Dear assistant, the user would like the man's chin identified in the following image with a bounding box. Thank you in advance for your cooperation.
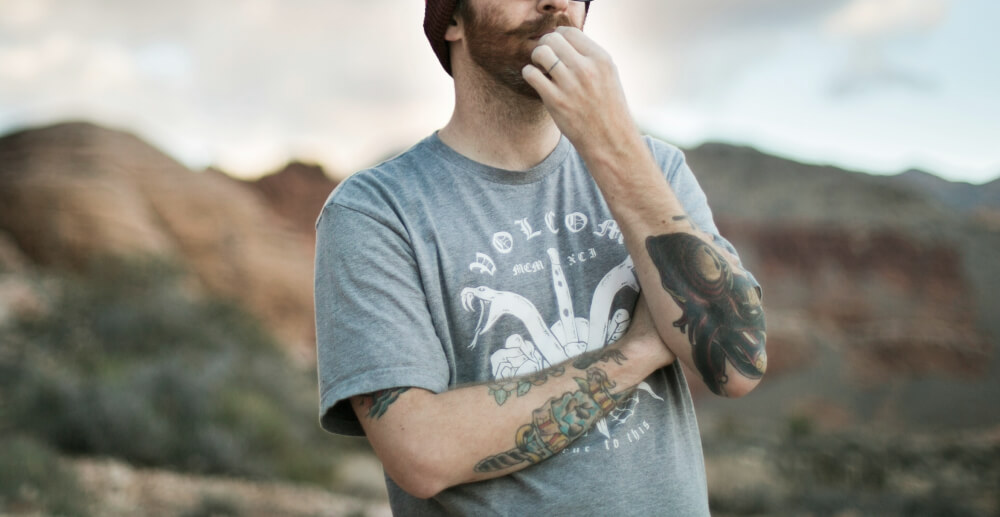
[503,73,543,101]
[483,65,543,101]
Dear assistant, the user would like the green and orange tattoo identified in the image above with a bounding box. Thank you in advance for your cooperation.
[488,366,566,406]
[475,367,630,473]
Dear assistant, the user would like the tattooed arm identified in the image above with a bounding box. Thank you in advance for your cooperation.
[574,137,766,398]
[521,27,765,398]
[349,297,673,499]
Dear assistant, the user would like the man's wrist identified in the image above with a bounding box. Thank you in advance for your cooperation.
[620,328,674,376]
[577,130,647,176]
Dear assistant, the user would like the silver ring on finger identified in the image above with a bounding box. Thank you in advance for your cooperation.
[546,58,562,75]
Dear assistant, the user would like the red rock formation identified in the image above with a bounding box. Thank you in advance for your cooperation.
[251,161,338,238]
[718,220,992,382]
[0,121,317,359]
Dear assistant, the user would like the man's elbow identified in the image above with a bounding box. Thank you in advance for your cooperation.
[708,329,767,399]
[723,337,767,398]
[394,473,446,500]
[380,448,452,500]
[720,373,762,398]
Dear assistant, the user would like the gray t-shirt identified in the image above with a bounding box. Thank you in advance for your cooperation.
[315,133,734,516]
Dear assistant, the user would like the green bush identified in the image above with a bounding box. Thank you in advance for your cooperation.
[1,257,360,485]
[0,434,89,517]
[182,494,244,517]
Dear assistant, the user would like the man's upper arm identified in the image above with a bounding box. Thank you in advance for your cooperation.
[651,138,761,289]
[314,198,449,436]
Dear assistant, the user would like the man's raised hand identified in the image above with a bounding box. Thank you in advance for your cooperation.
[522,26,639,161]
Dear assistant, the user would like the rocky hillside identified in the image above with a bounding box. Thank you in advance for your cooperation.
[684,142,1000,432]
[0,121,336,360]
[250,161,339,238]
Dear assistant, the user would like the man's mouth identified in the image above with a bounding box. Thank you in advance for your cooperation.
[529,29,558,40]
[511,14,574,40]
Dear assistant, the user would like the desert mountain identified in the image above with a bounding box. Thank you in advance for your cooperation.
[250,161,339,235]
[895,168,1000,214]
[684,142,999,431]
[0,121,332,359]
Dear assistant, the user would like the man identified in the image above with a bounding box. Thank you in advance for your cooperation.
[315,0,767,514]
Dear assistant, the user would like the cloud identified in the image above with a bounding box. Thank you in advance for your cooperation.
[828,51,939,98]
[822,0,951,97]
[0,0,52,30]
[825,0,951,38]
[0,0,987,180]
[0,0,451,177]
[590,0,851,104]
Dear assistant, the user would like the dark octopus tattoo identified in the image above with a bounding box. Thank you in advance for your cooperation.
[361,387,411,419]
[475,368,629,473]
[646,232,767,396]
[488,366,565,406]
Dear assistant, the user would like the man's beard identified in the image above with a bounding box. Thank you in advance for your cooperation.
[463,4,577,100]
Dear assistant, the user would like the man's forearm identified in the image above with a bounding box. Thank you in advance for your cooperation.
[520,26,767,397]
[353,324,669,499]
[579,137,768,397]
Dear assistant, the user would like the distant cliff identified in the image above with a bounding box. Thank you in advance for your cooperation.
[684,142,999,431]
[0,121,336,358]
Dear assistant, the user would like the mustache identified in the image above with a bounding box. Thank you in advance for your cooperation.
[506,13,576,38]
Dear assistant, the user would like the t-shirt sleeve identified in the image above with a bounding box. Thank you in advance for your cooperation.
[314,199,450,436]
[646,137,761,291]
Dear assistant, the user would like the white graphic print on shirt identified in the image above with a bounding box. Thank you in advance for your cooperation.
[461,212,665,442]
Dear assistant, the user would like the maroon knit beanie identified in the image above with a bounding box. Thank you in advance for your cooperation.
[424,0,590,76]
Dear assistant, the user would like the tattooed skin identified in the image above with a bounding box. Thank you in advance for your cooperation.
[572,348,627,370]
[645,232,767,396]
[489,345,630,406]
[361,387,411,419]
[475,368,629,473]
[488,366,566,406]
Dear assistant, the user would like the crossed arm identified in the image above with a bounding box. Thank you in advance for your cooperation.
[350,298,673,499]
[522,27,768,397]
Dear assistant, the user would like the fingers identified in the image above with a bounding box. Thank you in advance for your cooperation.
[526,34,581,100]
[522,64,560,100]
[530,44,557,72]
[529,44,572,83]
[536,30,584,70]
[555,26,606,58]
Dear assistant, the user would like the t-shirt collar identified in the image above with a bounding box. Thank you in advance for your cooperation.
[426,131,571,185]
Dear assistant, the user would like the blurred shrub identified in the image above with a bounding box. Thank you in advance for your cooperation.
[785,414,814,441]
[0,257,357,485]
[182,494,244,517]
[0,434,89,516]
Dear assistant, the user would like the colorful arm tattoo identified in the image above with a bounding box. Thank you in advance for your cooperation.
[487,347,627,406]
[487,345,629,406]
[360,387,411,419]
[645,231,767,396]
[488,366,566,406]
[475,368,630,473]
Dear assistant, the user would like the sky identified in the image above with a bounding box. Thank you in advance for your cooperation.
[1,0,998,184]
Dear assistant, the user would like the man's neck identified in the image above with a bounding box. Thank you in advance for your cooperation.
[438,71,562,172]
